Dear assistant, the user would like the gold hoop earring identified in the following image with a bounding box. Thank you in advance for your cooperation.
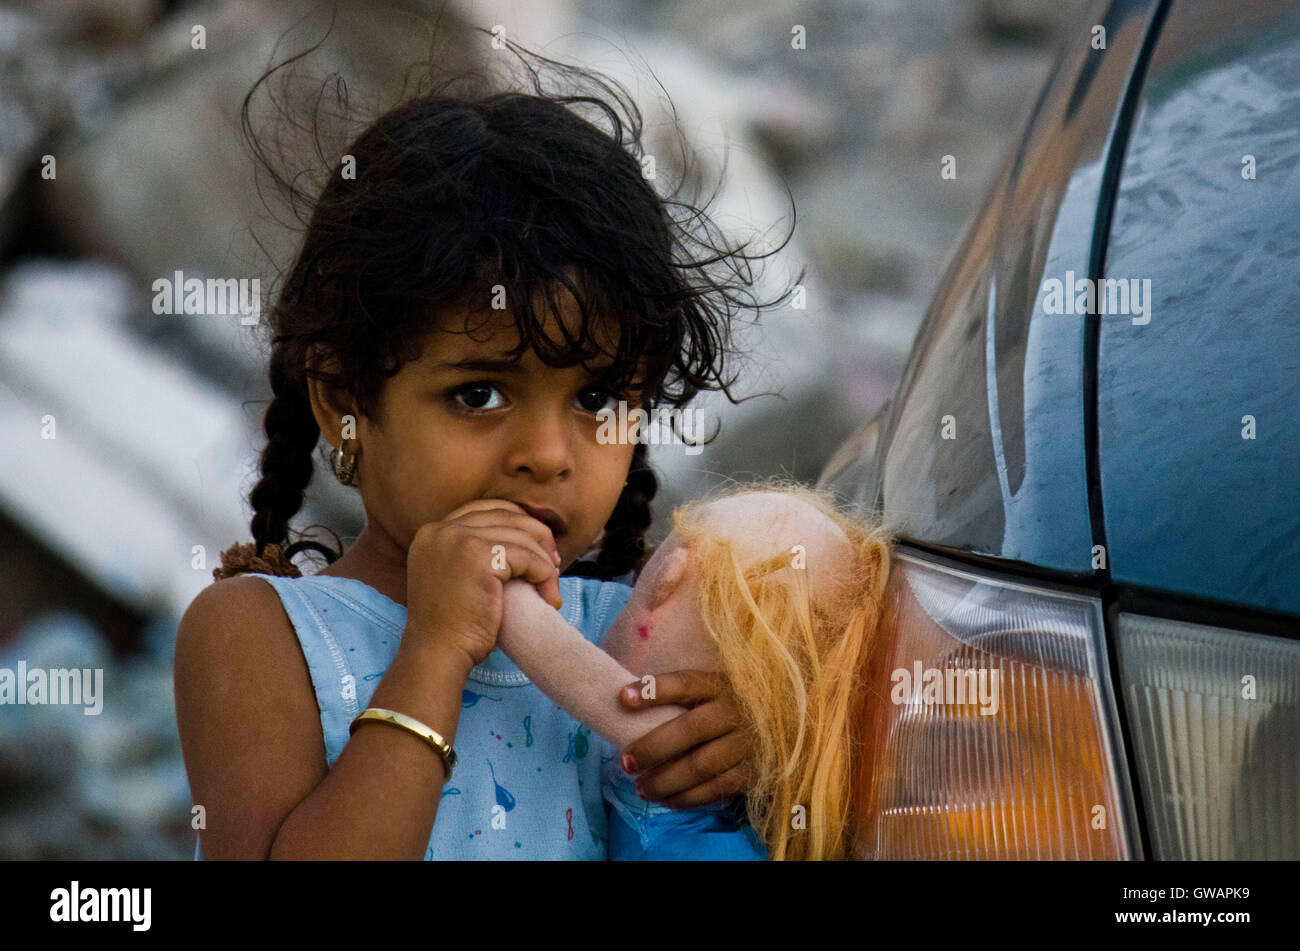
[331,445,359,486]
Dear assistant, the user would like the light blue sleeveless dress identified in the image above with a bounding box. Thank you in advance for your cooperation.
[193,572,764,860]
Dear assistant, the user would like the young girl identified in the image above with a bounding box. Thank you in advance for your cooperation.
[173,29,797,860]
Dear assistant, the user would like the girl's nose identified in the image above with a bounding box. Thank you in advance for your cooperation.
[506,408,574,480]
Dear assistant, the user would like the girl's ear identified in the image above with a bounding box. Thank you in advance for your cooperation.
[646,546,690,610]
[305,346,359,447]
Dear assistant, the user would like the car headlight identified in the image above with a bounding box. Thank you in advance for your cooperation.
[1115,614,1300,860]
[853,548,1136,859]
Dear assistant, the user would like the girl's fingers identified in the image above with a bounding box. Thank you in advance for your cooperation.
[443,498,530,522]
[631,728,752,805]
[620,669,729,709]
[479,527,562,608]
[620,699,737,777]
[660,761,753,811]
[451,504,561,563]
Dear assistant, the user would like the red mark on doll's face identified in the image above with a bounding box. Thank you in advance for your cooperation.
[636,623,650,640]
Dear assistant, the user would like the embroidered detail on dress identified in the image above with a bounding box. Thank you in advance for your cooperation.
[468,666,532,687]
[283,582,360,718]
[310,581,404,632]
[594,580,633,635]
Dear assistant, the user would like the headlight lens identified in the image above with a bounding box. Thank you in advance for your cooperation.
[854,550,1135,859]
[1115,613,1300,860]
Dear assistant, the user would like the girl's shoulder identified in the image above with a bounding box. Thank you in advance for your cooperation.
[176,574,303,681]
[174,573,328,859]
[182,573,294,639]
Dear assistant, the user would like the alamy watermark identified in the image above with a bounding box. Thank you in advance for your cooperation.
[1041,269,1152,325]
[50,881,150,931]
[0,662,103,715]
[596,401,705,455]
[890,661,1000,716]
[152,270,261,325]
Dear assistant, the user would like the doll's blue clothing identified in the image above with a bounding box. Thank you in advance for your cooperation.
[601,746,768,860]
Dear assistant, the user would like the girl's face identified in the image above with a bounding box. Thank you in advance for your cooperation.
[318,291,644,572]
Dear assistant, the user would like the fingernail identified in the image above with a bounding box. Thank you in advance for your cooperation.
[622,686,639,704]
[549,595,563,610]
[621,753,637,774]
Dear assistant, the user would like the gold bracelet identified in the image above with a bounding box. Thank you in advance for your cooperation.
[349,707,457,779]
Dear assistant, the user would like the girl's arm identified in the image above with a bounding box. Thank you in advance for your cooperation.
[175,575,473,860]
[496,579,687,749]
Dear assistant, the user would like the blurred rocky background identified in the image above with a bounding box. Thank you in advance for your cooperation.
[0,0,1090,858]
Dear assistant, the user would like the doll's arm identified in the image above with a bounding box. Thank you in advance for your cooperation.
[497,580,688,749]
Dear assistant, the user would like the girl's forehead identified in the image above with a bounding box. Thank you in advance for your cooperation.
[414,312,653,389]
[425,290,626,363]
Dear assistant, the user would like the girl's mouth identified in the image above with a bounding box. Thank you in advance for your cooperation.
[516,502,568,539]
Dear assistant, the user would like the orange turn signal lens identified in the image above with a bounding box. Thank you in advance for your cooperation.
[852,550,1135,859]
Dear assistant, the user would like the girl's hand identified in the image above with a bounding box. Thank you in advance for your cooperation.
[405,499,562,669]
[616,670,757,809]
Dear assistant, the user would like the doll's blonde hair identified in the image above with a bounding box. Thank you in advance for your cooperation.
[670,479,891,860]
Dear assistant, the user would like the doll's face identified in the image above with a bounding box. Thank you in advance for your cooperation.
[601,531,714,675]
[601,491,854,674]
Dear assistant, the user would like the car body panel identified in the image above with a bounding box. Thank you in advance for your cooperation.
[1098,0,1300,617]
[838,0,1165,573]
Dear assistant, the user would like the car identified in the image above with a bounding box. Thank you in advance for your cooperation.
[817,0,1300,860]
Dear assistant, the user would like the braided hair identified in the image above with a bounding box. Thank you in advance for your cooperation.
[212,341,337,581]
[215,25,799,583]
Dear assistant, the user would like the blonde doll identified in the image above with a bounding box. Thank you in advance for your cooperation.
[499,481,892,860]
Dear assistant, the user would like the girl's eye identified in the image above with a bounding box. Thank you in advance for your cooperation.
[575,386,622,414]
[451,383,505,412]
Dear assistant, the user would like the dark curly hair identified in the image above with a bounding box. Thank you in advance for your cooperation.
[216,21,799,584]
